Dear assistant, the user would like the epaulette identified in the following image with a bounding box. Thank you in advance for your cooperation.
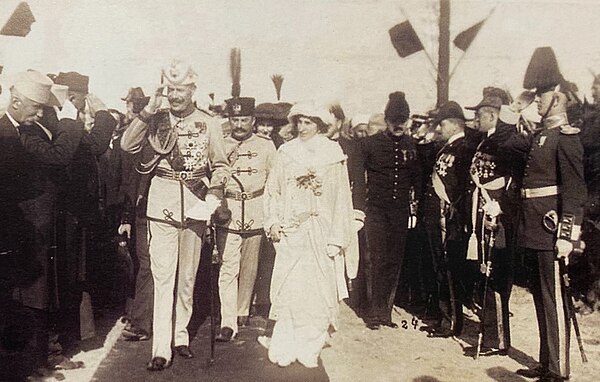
[560,124,580,135]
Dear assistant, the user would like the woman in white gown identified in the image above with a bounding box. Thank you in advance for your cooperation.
[262,102,357,368]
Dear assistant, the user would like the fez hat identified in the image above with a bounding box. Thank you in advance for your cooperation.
[432,101,465,126]
[384,91,410,123]
[162,60,197,86]
[13,70,62,107]
[287,101,335,127]
[523,47,565,94]
[54,71,89,94]
[255,102,292,126]
[466,87,511,110]
[225,97,255,117]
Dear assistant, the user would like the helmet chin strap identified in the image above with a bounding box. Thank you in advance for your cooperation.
[541,86,560,122]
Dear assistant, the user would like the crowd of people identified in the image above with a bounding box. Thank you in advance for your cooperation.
[1,45,600,382]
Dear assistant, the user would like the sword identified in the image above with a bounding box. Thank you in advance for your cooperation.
[558,255,588,363]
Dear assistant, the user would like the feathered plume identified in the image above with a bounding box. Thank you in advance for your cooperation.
[230,48,241,97]
[271,74,284,101]
[208,93,215,104]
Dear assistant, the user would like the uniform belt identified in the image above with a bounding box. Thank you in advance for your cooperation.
[155,167,206,181]
[225,188,264,201]
[521,185,560,199]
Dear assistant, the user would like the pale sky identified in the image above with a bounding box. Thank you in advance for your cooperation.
[1,0,599,117]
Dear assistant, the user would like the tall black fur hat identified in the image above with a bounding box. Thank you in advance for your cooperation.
[523,47,565,94]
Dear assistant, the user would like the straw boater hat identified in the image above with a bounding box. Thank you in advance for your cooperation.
[13,70,62,107]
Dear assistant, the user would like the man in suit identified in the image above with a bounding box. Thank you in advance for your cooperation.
[1,70,85,376]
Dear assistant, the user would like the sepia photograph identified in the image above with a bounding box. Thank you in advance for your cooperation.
[1,0,599,381]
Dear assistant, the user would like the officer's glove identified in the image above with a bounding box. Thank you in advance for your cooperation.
[186,195,221,222]
[55,100,79,121]
[143,85,166,115]
[269,224,284,243]
[352,209,365,232]
[326,244,341,258]
[86,93,108,116]
[555,239,574,265]
[482,200,502,218]
[118,224,132,239]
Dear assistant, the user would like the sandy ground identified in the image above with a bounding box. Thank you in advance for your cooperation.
[321,286,600,382]
[46,286,600,382]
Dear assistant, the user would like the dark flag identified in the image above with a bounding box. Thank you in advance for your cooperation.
[1,2,36,37]
[389,21,424,58]
[453,20,485,52]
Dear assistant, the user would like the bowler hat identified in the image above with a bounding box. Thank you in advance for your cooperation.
[432,101,465,126]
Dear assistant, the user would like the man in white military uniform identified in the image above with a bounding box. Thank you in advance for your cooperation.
[120,60,230,371]
[215,97,276,342]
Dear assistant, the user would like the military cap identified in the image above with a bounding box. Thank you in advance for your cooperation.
[523,47,564,94]
[466,87,510,110]
[162,59,197,86]
[54,71,89,94]
[225,97,255,117]
[13,70,62,107]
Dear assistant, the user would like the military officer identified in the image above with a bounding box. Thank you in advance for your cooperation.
[215,97,276,342]
[516,47,587,382]
[429,101,481,338]
[462,87,529,357]
[352,91,421,330]
[120,60,230,371]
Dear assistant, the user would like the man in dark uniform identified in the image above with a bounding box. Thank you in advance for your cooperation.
[462,87,529,357]
[0,70,85,377]
[429,101,481,337]
[516,47,587,382]
[352,91,421,330]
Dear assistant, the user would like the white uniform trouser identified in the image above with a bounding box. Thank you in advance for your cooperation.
[218,231,262,335]
[148,220,202,359]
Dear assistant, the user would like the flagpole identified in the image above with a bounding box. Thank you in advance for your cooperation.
[437,0,450,107]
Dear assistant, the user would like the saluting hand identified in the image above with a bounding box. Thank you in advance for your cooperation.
[144,85,165,114]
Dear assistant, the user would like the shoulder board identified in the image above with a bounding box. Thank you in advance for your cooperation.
[560,124,580,135]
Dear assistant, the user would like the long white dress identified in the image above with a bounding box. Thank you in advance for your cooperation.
[263,134,356,367]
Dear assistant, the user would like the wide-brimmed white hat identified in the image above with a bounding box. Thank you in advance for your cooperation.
[13,70,61,107]
[287,101,334,127]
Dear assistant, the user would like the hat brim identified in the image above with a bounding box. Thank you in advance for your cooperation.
[47,84,66,107]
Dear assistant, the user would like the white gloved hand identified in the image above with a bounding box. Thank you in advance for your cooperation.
[54,100,79,121]
[555,238,574,265]
[117,224,132,239]
[352,209,365,232]
[186,194,222,221]
[326,244,341,258]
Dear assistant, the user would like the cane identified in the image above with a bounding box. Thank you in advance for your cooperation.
[558,256,588,363]
[206,224,220,367]
[475,216,496,360]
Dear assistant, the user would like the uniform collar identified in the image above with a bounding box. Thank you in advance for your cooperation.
[5,111,20,128]
[447,131,465,145]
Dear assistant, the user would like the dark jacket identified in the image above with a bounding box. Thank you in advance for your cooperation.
[351,130,421,211]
